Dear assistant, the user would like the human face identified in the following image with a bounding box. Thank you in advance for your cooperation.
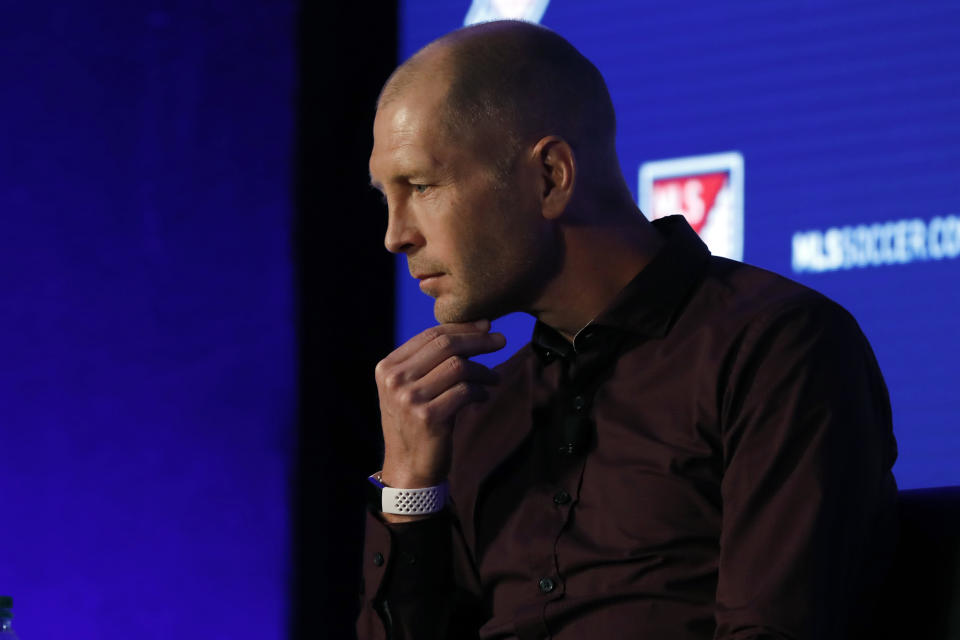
[369,78,556,323]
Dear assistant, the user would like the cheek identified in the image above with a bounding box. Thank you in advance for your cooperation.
[492,197,544,255]
[473,216,542,282]
[444,180,539,273]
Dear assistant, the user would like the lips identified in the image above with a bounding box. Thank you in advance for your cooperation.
[415,272,445,293]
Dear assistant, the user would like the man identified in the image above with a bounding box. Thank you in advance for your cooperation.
[361,20,897,640]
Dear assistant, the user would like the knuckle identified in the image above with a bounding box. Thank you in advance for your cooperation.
[422,326,442,342]
[446,355,466,375]
[397,388,417,407]
[412,404,432,424]
[433,334,453,352]
[382,370,403,390]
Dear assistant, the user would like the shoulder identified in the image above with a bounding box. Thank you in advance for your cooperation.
[700,258,889,420]
[659,257,878,417]
[682,256,861,343]
[704,256,843,314]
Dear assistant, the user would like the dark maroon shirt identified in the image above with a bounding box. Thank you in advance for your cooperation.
[358,216,898,640]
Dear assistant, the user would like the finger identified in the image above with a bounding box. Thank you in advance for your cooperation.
[403,331,506,381]
[382,320,491,366]
[412,356,500,401]
[422,381,490,426]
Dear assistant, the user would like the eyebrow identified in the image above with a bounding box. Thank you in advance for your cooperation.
[369,171,421,190]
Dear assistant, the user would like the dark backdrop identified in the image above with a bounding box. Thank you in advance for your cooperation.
[294,4,397,639]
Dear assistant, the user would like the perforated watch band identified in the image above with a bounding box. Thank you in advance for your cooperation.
[367,473,448,515]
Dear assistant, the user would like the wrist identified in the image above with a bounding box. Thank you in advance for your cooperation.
[380,463,446,489]
[380,471,444,489]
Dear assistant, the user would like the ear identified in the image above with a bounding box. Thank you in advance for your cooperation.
[531,136,576,220]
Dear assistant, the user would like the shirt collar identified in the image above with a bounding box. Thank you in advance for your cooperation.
[531,215,711,363]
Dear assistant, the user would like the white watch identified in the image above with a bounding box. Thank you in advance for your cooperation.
[366,472,448,515]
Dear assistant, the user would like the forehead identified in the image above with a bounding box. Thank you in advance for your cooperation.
[369,85,457,184]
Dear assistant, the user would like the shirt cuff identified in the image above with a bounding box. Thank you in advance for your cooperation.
[361,508,454,603]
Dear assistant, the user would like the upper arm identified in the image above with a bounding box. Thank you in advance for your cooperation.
[715,299,897,639]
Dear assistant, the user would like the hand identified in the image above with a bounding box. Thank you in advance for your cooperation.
[375,319,506,495]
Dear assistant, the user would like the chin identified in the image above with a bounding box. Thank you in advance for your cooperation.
[433,302,475,324]
[432,293,475,324]
[434,295,509,325]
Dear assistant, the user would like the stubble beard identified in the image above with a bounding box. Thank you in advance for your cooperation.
[432,236,558,324]
[432,282,509,325]
[431,267,504,324]
[429,172,562,324]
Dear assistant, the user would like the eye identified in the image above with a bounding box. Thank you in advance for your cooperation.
[413,184,430,194]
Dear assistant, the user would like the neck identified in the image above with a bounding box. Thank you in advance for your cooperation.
[530,206,663,341]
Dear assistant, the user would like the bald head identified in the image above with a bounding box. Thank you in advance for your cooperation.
[371,21,662,333]
[379,21,619,184]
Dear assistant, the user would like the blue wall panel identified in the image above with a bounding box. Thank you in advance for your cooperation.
[395,1,960,489]
[1,3,294,637]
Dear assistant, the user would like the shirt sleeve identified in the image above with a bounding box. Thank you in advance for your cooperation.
[357,507,485,640]
[714,297,898,640]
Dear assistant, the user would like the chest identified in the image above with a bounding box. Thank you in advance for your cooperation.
[473,352,725,557]
[455,334,730,578]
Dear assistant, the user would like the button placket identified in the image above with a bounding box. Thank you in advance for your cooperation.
[543,459,588,608]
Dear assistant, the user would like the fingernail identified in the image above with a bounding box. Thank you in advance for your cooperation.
[474,319,490,328]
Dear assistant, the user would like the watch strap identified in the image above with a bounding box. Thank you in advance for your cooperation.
[366,472,448,515]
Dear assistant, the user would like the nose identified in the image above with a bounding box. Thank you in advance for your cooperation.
[384,202,423,255]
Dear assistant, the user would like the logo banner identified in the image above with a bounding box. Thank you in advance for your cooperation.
[638,151,745,261]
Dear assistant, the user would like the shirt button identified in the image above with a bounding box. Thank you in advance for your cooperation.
[553,490,571,506]
[373,552,384,567]
[572,395,586,411]
[538,577,556,594]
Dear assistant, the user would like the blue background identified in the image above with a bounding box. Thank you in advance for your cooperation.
[395,1,960,489]
[1,2,294,638]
